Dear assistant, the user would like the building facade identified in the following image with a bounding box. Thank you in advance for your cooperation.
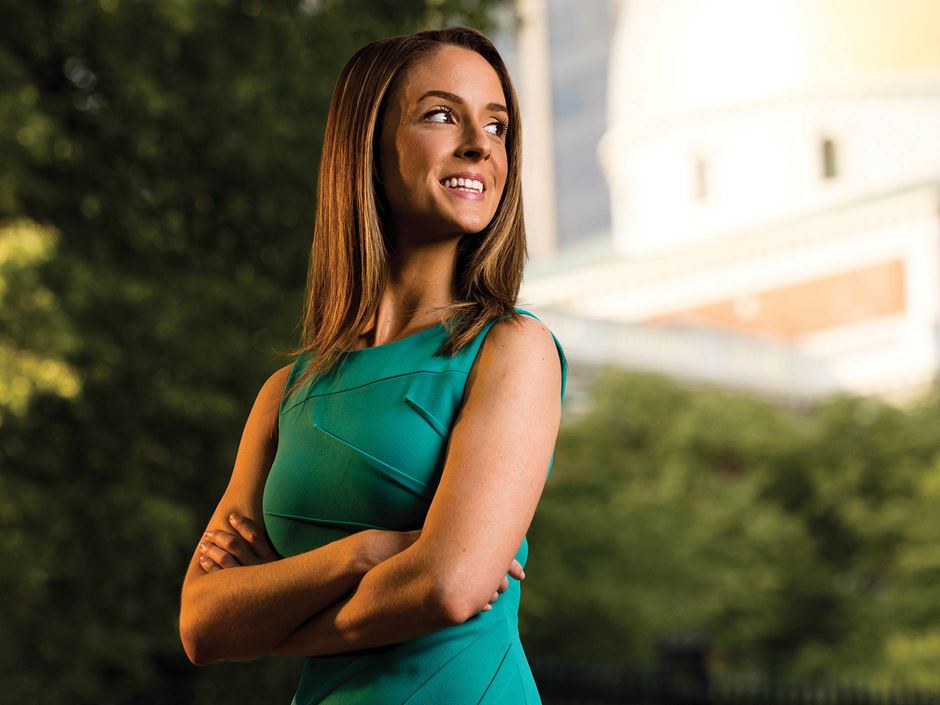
[500,0,940,409]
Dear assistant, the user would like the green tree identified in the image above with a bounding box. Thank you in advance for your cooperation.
[523,365,940,690]
[0,2,513,703]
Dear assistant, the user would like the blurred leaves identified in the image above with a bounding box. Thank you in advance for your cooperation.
[524,367,940,690]
[0,1,511,703]
[0,217,81,423]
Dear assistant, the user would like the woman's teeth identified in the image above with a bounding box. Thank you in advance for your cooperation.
[441,177,483,193]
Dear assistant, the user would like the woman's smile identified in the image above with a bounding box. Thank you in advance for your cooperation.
[438,179,485,201]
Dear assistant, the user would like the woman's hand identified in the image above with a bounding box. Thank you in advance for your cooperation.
[198,512,280,572]
[480,559,525,612]
[354,528,424,572]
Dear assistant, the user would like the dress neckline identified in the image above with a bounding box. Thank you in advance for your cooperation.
[344,320,446,355]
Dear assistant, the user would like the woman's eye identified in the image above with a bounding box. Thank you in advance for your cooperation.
[425,107,508,138]
[426,107,451,123]
[486,120,509,137]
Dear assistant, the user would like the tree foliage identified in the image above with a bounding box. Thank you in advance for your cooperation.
[0,1,512,702]
[524,366,940,690]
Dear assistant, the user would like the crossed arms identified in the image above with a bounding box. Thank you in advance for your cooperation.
[178,315,562,665]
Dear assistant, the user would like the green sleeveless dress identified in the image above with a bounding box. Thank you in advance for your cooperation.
[263,306,567,705]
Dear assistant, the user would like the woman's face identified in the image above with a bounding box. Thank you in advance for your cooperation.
[377,44,510,242]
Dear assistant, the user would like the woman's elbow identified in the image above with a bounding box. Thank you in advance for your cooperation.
[437,594,471,625]
[180,620,209,667]
[181,623,237,667]
[179,587,216,666]
[432,574,483,625]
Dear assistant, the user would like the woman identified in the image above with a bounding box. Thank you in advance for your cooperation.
[179,25,567,704]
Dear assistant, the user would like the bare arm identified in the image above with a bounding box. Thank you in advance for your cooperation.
[271,536,455,657]
[179,363,369,666]
[271,316,562,657]
[182,531,367,665]
[416,317,562,618]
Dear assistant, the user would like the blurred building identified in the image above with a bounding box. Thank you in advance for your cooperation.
[496,0,940,409]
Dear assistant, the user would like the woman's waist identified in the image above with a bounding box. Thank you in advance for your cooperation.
[294,610,522,702]
[308,604,518,664]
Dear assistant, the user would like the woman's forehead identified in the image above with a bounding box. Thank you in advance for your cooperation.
[398,48,505,108]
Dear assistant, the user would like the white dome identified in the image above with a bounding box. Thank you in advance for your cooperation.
[609,0,940,130]
[599,0,940,256]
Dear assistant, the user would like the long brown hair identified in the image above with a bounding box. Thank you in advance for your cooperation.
[281,26,528,405]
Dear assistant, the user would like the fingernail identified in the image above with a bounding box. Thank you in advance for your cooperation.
[199,542,206,551]
[228,512,239,523]
[521,569,526,579]
[482,604,492,611]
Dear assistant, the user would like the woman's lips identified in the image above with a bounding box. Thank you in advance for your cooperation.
[439,181,485,201]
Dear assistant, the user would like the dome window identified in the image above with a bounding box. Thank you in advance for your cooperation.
[693,155,708,201]
[821,137,838,179]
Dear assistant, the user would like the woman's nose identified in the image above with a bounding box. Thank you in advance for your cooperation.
[458,123,490,159]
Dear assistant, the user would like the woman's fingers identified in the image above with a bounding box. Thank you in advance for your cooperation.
[199,554,222,572]
[203,530,253,566]
[228,512,280,562]
[480,572,515,613]
[479,564,526,614]
[479,590,499,612]
[195,513,279,573]
[199,536,241,568]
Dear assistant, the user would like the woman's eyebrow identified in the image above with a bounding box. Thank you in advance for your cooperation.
[417,89,508,115]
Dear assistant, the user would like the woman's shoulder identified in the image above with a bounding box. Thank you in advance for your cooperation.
[265,361,296,393]
[466,308,563,394]
[253,362,296,420]
[486,311,558,363]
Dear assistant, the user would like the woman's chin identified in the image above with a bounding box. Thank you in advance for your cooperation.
[423,207,494,237]
[448,213,492,234]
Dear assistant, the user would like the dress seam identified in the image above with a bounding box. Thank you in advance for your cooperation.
[514,656,532,705]
[400,615,510,705]
[281,368,467,415]
[475,640,514,704]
